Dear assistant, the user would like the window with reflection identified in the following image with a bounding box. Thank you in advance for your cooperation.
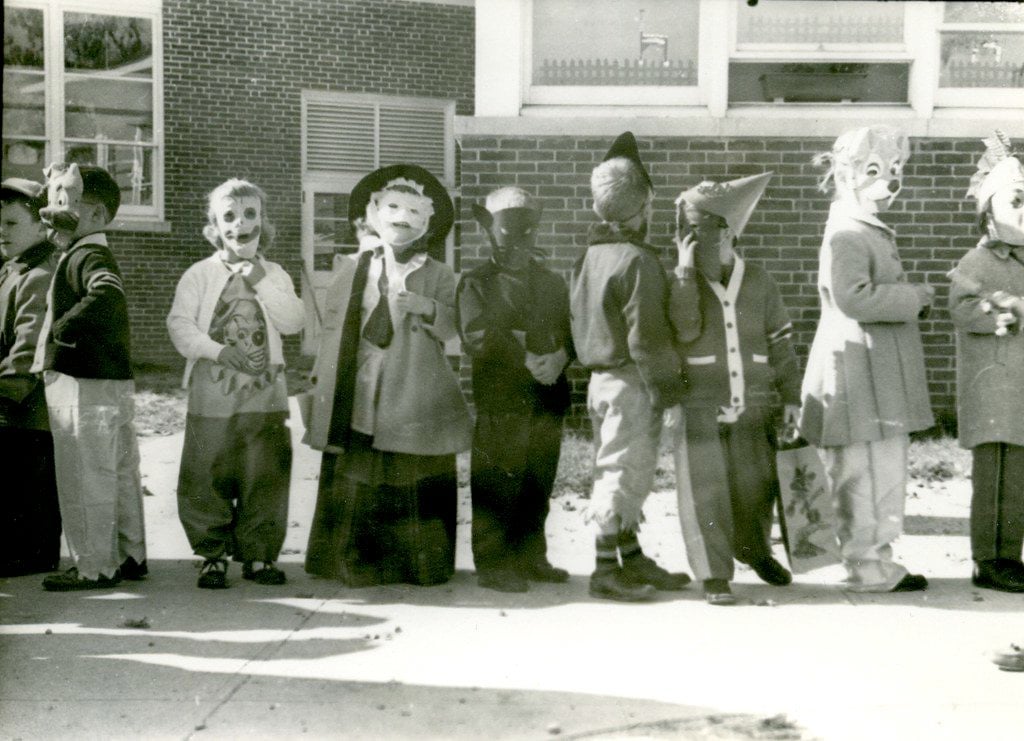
[2,2,162,218]
[531,0,700,88]
[939,3,1024,91]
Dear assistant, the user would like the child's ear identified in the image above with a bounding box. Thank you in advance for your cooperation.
[202,223,222,248]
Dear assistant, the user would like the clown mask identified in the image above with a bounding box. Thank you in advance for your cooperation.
[213,193,261,260]
[828,126,909,215]
[367,186,433,251]
[988,183,1024,246]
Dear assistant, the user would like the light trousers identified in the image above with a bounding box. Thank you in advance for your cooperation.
[822,436,910,592]
[44,371,146,580]
[587,367,661,532]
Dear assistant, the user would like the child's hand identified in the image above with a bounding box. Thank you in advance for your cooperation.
[217,344,251,372]
[395,290,434,318]
[526,348,567,385]
[241,260,267,286]
[675,232,697,271]
[663,405,682,429]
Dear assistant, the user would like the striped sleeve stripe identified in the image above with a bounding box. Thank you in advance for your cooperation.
[767,322,793,345]
[86,271,125,293]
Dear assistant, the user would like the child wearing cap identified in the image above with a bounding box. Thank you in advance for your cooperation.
[304,164,472,587]
[0,178,61,577]
[948,131,1024,593]
[457,186,572,593]
[571,132,699,602]
[32,164,149,591]
[671,173,802,606]
[167,178,305,589]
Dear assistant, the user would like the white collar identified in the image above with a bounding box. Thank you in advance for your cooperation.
[829,200,894,235]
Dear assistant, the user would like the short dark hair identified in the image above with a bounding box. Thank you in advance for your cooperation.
[0,188,44,221]
[78,165,121,223]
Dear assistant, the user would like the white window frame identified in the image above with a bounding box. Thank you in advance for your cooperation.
[3,0,165,224]
[932,2,1024,109]
[521,0,706,107]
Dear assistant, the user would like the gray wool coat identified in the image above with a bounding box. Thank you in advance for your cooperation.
[800,203,934,447]
[948,240,1024,449]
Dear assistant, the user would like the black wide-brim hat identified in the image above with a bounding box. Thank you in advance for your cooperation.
[603,131,653,192]
[348,164,454,249]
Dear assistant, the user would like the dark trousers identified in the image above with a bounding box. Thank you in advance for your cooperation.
[176,411,292,562]
[674,406,778,580]
[470,410,562,573]
[971,443,1024,562]
[0,427,61,576]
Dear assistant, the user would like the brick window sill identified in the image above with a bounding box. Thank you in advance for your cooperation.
[109,218,173,234]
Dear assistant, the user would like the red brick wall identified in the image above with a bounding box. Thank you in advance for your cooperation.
[458,135,980,428]
[113,0,474,367]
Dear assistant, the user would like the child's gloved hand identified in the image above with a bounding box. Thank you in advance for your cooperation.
[395,290,434,318]
[240,260,267,287]
[662,404,682,429]
[217,344,251,372]
[675,231,697,271]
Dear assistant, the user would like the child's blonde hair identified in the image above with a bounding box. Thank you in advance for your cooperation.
[203,178,276,252]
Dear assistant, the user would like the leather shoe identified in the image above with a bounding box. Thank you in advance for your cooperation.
[42,567,121,592]
[197,558,229,589]
[478,569,529,593]
[119,557,148,581]
[750,557,793,586]
[972,559,1024,593]
[243,561,286,585]
[891,573,928,592]
[619,555,691,591]
[519,559,569,583]
[589,568,657,602]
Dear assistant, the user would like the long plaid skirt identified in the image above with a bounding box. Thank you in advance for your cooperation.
[305,431,457,586]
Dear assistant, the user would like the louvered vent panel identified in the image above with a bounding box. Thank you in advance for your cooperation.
[378,106,447,178]
[304,102,375,171]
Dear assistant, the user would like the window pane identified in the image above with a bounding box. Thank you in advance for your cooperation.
[940,32,1024,88]
[64,13,153,74]
[532,0,699,86]
[943,3,1024,24]
[4,7,44,68]
[314,193,357,264]
[65,78,153,141]
[729,62,909,103]
[3,70,46,137]
[737,1,903,45]
[63,141,154,208]
[2,139,48,182]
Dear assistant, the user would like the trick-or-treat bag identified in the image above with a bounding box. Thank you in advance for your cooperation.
[774,426,841,574]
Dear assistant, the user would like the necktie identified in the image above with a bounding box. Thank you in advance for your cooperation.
[362,254,394,348]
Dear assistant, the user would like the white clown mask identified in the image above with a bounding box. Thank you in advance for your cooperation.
[366,182,434,248]
[825,126,910,215]
[989,178,1024,246]
[213,193,262,260]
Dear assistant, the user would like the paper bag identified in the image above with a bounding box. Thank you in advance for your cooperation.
[775,442,841,574]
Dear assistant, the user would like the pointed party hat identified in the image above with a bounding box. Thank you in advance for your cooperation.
[675,171,773,238]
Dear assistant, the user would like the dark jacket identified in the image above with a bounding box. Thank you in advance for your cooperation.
[36,233,133,379]
[0,240,56,429]
[457,259,573,416]
[570,223,696,410]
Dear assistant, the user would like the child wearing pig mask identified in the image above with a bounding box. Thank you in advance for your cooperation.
[457,187,573,593]
[948,131,1024,593]
[167,178,304,589]
[800,126,934,593]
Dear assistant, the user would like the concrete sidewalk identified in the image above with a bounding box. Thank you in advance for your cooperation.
[2,401,1022,740]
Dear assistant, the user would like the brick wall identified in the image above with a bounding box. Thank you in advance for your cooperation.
[458,135,980,428]
[114,0,474,367]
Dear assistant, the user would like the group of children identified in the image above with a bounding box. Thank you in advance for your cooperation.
[2,124,1022,600]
